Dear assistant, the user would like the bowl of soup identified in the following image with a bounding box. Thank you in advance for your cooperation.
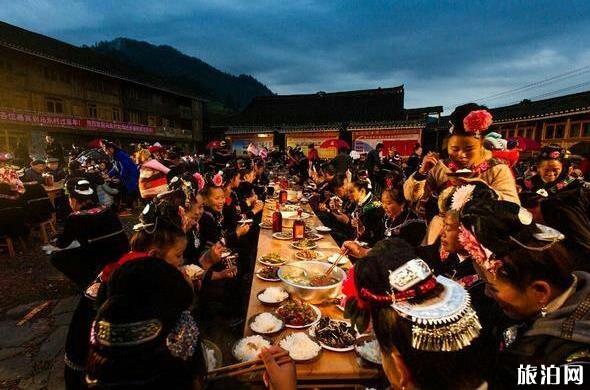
[278,261,345,304]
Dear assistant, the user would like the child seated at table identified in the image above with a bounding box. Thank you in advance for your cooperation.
[344,239,486,390]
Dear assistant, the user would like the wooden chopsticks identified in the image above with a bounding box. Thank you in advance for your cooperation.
[324,248,349,277]
[206,350,290,381]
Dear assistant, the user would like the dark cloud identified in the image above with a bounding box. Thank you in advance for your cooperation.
[2,0,590,112]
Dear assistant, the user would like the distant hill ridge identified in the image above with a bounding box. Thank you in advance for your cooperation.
[91,37,274,110]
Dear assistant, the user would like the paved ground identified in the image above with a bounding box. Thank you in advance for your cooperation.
[0,296,78,389]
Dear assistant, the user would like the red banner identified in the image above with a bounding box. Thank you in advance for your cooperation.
[0,109,154,134]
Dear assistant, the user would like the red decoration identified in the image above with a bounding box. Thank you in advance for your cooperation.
[463,110,493,134]
[342,267,367,310]
[212,173,223,187]
[360,276,438,303]
[193,173,205,191]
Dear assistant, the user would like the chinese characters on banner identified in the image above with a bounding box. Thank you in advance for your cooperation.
[352,128,421,156]
[0,110,154,134]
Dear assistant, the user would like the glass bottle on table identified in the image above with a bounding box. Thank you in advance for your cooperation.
[272,202,282,233]
[279,181,288,204]
[292,208,305,240]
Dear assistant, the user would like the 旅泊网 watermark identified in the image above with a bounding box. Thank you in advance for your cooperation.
[517,364,584,385]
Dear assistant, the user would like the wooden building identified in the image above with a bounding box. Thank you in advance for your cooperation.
[0,21,206,156]
[222,86,442,157]
[490,91,590,150]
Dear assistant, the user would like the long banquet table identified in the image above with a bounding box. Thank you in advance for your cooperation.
[243,202,382,387]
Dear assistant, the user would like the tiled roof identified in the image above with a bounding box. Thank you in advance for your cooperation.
[491,90,590,123]
[229,86,406,126]
[227,119,427,135]
[0,21,205,101]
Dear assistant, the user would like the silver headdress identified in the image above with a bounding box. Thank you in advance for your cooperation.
[391,275,482,352]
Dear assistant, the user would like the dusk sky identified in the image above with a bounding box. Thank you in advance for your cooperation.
[1,0,590,112]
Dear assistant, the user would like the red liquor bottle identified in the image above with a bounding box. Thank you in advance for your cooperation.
[280,177,288,190]
[279,188,288,204]
[272,202,282,233]
[292,209,305,239]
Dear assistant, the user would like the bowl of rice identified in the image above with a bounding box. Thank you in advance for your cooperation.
[354,335,382,365]
[278,332,322,363]
[232,335,272,362]
[201,339,222,371]
[257,287,290,306]
[248,312,285,335]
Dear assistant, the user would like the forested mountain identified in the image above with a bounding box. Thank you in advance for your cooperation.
[91,38,274,111]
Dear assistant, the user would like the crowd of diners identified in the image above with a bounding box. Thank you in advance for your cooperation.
[1,102,590,389]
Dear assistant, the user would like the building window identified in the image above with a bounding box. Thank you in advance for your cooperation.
[46,98,63,113]
[570,122,581,138]
[555,124,565,139]
[152,94,163,104]
[162,118,169,127]
[128,88,140,99]
[583,122,590,138]
[545,125,554,139]
[88,104,97,118]
[112,108,120,121]
[128,110,141,123]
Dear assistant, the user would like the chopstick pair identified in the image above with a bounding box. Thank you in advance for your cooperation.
[206,350,291,381]
[324,248,349,276]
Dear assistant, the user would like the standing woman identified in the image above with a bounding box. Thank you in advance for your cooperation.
[349,179,384,247]
[403,103,519,244]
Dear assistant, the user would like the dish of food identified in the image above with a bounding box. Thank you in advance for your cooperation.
[447,168,473,178]
[256,266,280,282]
[290,239,318,250]
[249,312,284,335]
[310,317,356,351]
[282,268,341,287]
[355,336,382,365]
[183,264,204,280]
[279,333,321,362]
[315,225,332,232]
[295,250,325,261]
[257,287,289,305]
[272,231,293,240]
[258,252,286,266]
[327,253,349,265]
[259,219,273,229]
[233,335,271,362]
[201,339,222,371]
[275,301,321,328]
[304,232,323,241]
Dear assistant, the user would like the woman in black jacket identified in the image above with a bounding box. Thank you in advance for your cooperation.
[51,178,128,288]
[458,195,590,389]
